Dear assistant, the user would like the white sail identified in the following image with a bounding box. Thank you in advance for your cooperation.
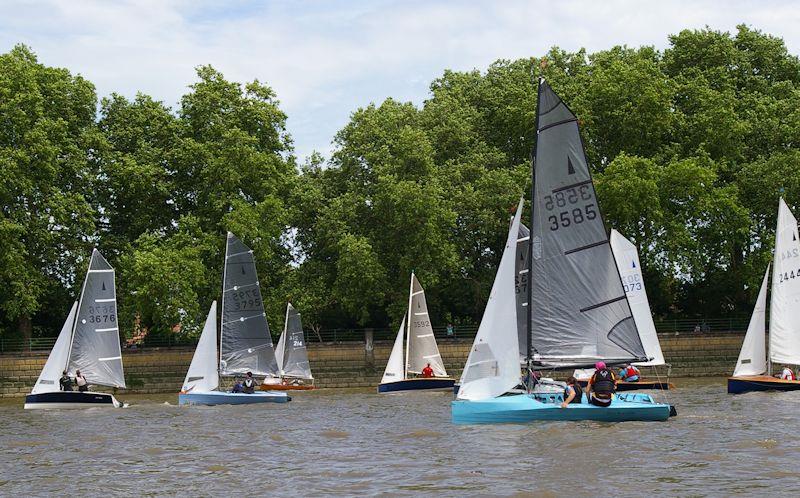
[610,230,666,367]
[406,274,447,377]
[31,302,77,394]
[381,317,406,383]
[275,312,287,373]
[769,198,800,366]
[181,301,219,393]
[281,303,312,379]
[458,198,523,400]
[733,266,769,377]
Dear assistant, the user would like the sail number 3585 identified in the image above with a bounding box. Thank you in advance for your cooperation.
[544,187,596,231]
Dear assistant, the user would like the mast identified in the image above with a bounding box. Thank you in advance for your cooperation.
[219,232,231,372]
[526,77,543,374]
[405,272,414,380]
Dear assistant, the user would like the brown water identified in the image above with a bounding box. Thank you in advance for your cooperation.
[1,378,799,496]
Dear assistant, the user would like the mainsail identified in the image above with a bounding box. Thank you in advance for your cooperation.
[32,302,77,394]
[381,317,406,383]
[406,273,447,376]
[67,249,126,388]
[277,303,313,379]
[182,302,220,393]
[529,80,646,366]
[769,198,800,366]
[458,198,524,400]
[733,266,769,377]
[610,230,666,366]
[220,232,279,377]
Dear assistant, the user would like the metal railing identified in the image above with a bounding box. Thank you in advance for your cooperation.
[0,316,750,353]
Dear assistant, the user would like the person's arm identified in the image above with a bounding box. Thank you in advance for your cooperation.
[561,386,576,408]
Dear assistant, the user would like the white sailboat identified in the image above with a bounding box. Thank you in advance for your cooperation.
[179,232,289,405]
[728,198,800,394]
[24,250,126,409]
[264,303,314,390]
[377,273,454,393]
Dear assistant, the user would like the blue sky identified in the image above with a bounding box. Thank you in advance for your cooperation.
[2,0,800,161]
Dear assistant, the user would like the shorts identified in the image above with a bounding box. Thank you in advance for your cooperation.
[589,394,612,407]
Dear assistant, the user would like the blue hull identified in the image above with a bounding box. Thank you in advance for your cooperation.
[179,390,290,406]
[452,392,671,424]
[727,376,800,394]
[378,378,455,393]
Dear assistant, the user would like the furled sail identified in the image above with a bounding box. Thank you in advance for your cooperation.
[458,198,524,400]
[529,80,646,366]
[381,317,406,384]
[406,273,447,376]
[733,266,769,377]
[32,302,77,394]
[182,301,220,393]
[610,230,666,366]
[278,303,313,379]
[220,232,279,377]
[769,198,800,366]
[67,249,126,388]
[516,222,530,361]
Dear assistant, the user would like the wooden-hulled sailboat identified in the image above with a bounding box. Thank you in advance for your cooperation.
[728,198,800,394]
[452,80,673,423]
[25,250,126,409]
[575,230,674,391]
[179,233,289,405]
[260,303,315,391]
[377,273,455,393]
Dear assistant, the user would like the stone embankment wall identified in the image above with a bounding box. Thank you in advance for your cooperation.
[0,332,744,397]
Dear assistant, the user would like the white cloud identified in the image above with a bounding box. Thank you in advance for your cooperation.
[2,0,800,160]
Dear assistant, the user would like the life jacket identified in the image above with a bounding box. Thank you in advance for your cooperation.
[782,369,796,380]
[244,378,255,388]
[565,384,583,404]
[625,366,639,379]
[591,369,615,395]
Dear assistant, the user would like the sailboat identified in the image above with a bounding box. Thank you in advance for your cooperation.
[259,303,315,391]
[574,230,673,391]
[377,273,455,393]
[178,233,289,405]
[452,80,673,423]
[24,250,126,409]
[728,198,800,394]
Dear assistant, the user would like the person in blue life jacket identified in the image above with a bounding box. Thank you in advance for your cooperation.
[560,376,583,408]
[618,363,641,382]
[586,361,616,407]
[231,377,244,393]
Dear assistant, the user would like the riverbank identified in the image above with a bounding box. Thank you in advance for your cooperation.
[0,332,744,397]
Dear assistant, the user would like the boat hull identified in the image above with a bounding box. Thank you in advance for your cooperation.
[378,377,455,393]
[577,379,675,391]
[178,390,290,406]
[259,383,315,391]
[24,391,124,410]
[452,392,672,424]
[727,375,800,394]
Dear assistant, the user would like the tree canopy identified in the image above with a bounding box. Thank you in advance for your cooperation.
[2,24,800,341]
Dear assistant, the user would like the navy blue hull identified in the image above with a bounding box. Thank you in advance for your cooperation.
[378,378,455,393]
[24,391,122,409]
[728,376,800,394]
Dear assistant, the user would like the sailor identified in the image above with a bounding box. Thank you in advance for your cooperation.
[421,363,434,378]
[619,363,641,382]
[586,361,616,407]
[75,370,88,392]
[242,372,256,393]
[560,376,583,408]
[779,365,796,380]
[59,370,73,391]
[231,378,244,393]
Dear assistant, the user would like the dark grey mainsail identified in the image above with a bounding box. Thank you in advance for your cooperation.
[515,222,530,360]
[529,80,646,366]
[67,249,126,388]
[220,232,279,377]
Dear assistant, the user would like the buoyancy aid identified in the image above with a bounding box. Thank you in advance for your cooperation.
[591,369,616,396]
[564,384,583,404]
[781,368,796,380]
[625,365,639,379]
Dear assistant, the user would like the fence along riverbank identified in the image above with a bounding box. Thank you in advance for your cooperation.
[1,331,747,397]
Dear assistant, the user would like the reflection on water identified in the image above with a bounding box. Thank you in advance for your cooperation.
[1,378,799,496]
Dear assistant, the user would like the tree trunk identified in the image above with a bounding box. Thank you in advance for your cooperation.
[18,315,32,351]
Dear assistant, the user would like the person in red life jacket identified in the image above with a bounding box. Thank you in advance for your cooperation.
[421,363,434,378]
[586,361,616,407]
[779,365,796,380]
[618,363,641,382]
[560,376,583,408]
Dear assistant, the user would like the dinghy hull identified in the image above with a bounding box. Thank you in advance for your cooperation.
[378,377,455,393]
[451,393,671,424]
[24,391,124,409]
[178,390,290,406]
[259,383,315,391]
[727,375,800,394]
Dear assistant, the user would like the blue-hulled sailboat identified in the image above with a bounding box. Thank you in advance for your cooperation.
[452,79,673,423]
[179,233,289,405]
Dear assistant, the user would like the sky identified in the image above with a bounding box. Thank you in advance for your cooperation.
[2,0,800,161]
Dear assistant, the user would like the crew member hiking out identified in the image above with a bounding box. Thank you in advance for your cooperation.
[560,376,583,408]
[586,362,616,407]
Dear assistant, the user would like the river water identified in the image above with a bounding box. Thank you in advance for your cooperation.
[1,378,798,496]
